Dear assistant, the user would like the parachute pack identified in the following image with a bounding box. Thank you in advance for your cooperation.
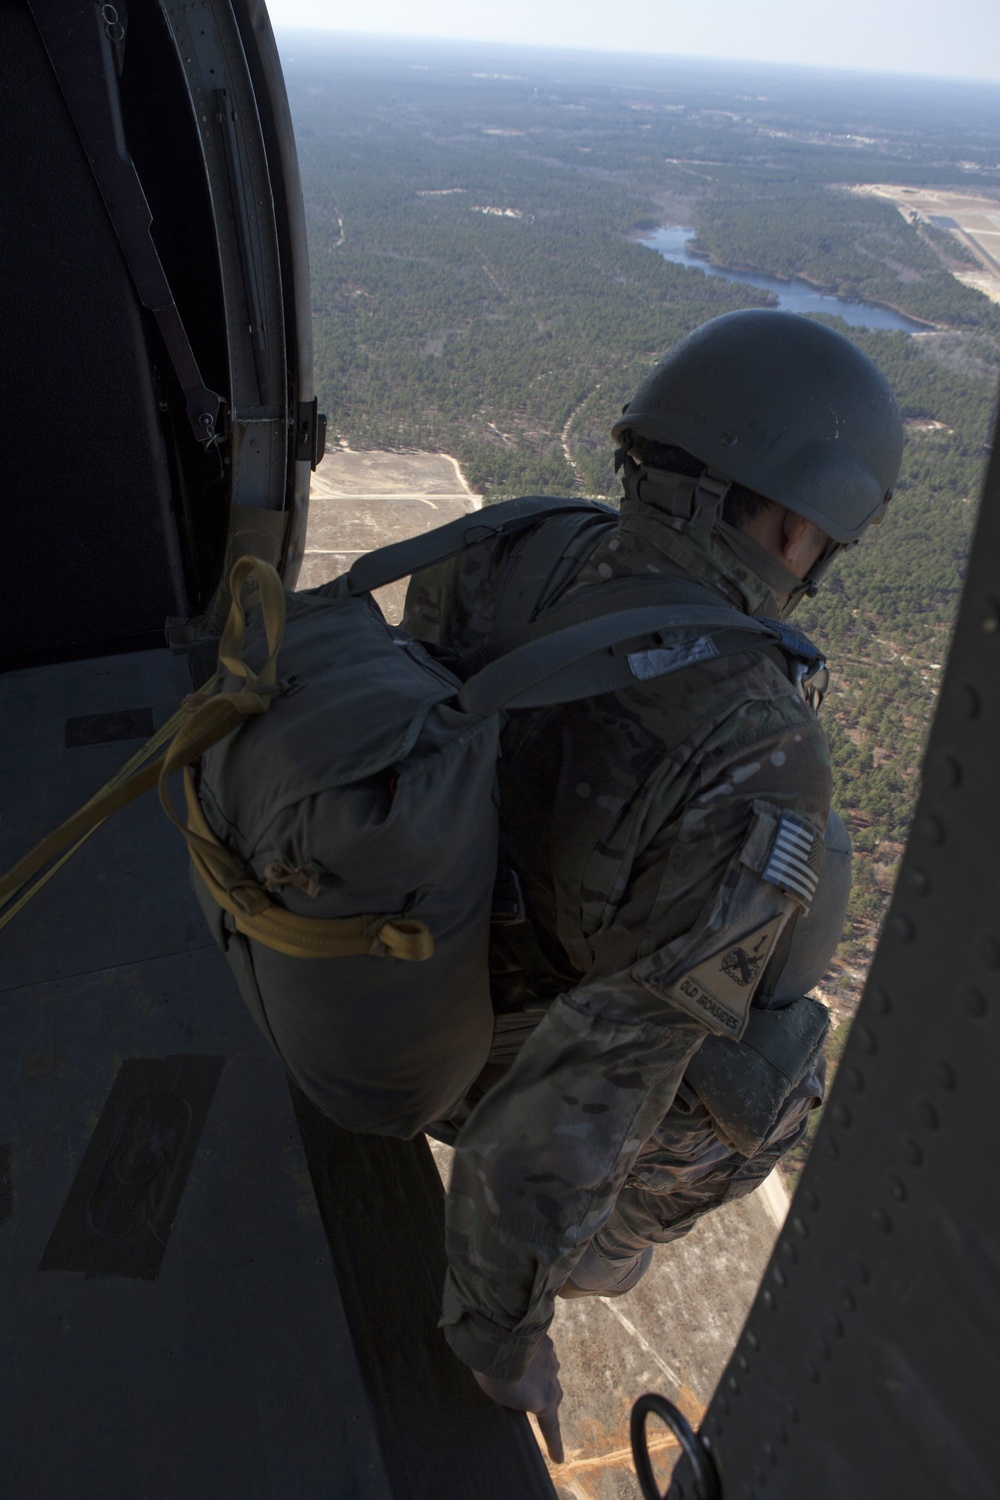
[2,497,824,1139]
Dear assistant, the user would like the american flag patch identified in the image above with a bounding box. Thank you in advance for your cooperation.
[762,815,825,909]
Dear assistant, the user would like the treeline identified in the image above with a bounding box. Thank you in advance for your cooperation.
[801,324,994,648]
[688,189,1000,332]
[295,59,1000,508]
[300,113,772,494]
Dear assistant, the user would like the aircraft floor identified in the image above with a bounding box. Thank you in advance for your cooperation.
[0,648,391,1499]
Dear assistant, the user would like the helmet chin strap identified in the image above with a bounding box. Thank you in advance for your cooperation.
[718,523,851,620]
[714,518,815,620]
[794,537,848,613]
[618,451,840,621]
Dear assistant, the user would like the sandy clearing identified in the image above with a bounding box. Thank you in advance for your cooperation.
[850,184,1000,301]
[300,446,482,620]
[308,445,481,501]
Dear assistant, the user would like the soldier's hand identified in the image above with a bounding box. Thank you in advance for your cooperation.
[472,1334,565,1464]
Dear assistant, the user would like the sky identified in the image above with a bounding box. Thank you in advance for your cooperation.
[266,0,1000,83]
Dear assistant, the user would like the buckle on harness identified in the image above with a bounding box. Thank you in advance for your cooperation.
[793,659,829,713]
[688,469,731,529]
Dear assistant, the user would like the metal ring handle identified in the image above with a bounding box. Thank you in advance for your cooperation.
[630,1393,722,1500]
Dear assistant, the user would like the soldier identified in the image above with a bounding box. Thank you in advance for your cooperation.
[404,309,903,1461]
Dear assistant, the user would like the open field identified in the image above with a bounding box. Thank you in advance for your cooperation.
[299,446,481,619]
[852,184,1000,301]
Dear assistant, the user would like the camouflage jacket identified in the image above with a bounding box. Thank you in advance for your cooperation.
[403,483,833,1380]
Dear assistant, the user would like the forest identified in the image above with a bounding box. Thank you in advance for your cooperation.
[687,189,998,329]
[281,36,1000,1167]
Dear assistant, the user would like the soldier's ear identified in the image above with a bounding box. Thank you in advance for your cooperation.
[779,509,825,575]
[779,510,815,558]
[778,506,802,548]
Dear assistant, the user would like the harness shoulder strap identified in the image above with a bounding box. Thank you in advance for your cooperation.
[459,603,780,717]
[345,496,607,596]
[463,575,822,701]
[461,575,741,673]
[492,506,617,633]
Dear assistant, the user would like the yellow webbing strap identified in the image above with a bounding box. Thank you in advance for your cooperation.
[217,553,286,690]
[184,773,432,961]
[1,556,434,965]
[0,674,222,932]
[163,558,433,962]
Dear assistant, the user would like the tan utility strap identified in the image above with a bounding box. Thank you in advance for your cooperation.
[217,554,286,688]
[162,558,432,960]
[0,675,240,926]
[0,831,100,932]
[0,555,434,964]
[0,749,166,917]
[157,689,272,892]
[0,564,277,920]
[184,773,432,960]
[0,669,230,927]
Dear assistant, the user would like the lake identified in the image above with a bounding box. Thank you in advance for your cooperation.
[644,226,930,333]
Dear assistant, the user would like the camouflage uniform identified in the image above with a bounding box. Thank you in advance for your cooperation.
[404,483,832,1380]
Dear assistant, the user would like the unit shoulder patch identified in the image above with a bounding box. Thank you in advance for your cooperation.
[661,915,786,1038]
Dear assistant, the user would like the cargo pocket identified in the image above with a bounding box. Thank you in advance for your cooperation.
[720,1112,810,1205]
[721,1150,780,1205]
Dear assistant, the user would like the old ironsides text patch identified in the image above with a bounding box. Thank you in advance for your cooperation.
[661,915,786,1037]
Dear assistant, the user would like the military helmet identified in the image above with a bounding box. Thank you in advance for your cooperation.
[611,309,904,544]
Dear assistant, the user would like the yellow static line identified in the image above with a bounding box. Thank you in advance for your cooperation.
[527,1413,682,1480]
[0,829,101,933]
[0,670,222,931]
[555,1431,679,1477]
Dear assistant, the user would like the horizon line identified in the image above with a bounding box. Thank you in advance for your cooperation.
[271,25,1000,91]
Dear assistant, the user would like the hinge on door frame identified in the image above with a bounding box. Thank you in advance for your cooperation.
[295,399,327,470]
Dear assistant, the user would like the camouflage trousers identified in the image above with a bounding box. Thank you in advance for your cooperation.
[592,1061,825,1259]
[437,1047,824,1261]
